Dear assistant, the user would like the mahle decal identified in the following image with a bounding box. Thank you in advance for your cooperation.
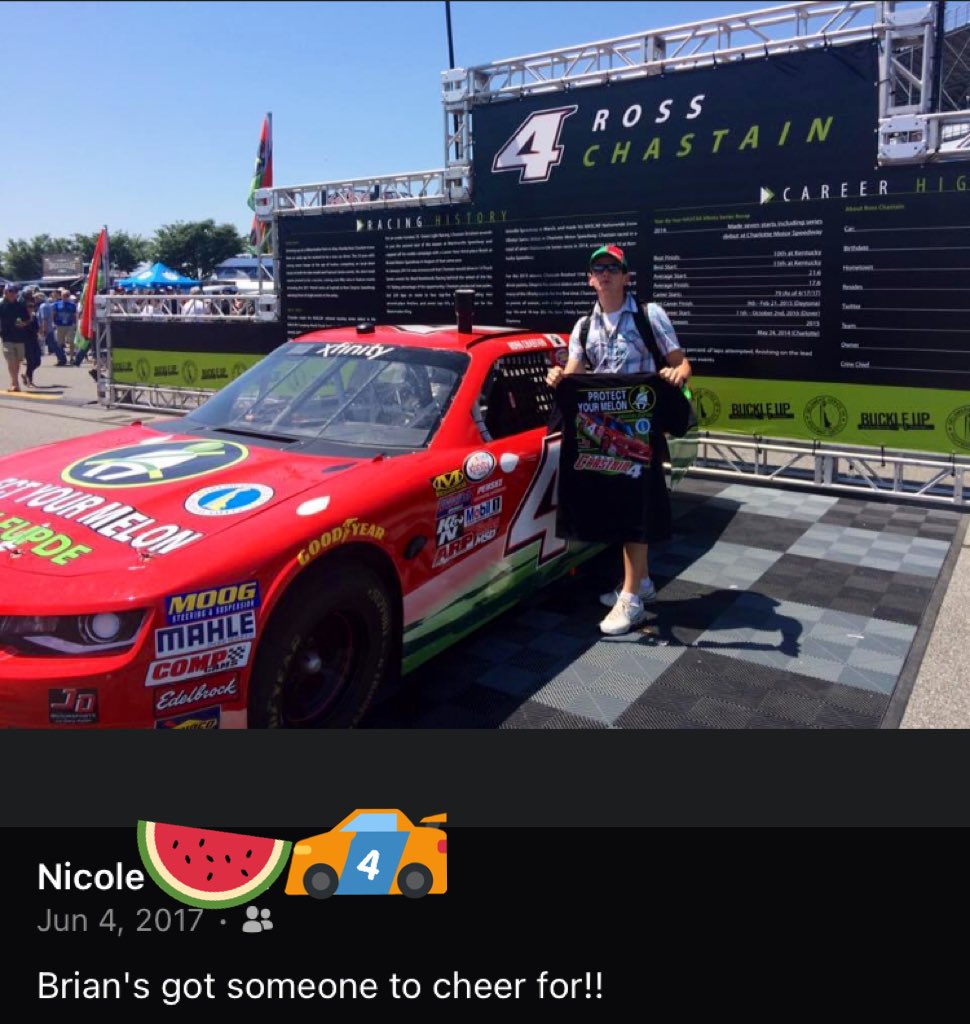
[63,440,249,488]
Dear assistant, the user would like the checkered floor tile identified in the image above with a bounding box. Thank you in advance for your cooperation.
[366,478,963,730]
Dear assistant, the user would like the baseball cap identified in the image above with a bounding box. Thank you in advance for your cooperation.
[3,283,18,293]
[588,244,627,270]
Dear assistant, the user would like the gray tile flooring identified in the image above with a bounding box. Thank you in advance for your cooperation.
[367,479,961,730]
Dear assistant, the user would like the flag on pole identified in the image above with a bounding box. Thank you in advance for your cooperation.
[74,226,108,358]
[248,113,273,252]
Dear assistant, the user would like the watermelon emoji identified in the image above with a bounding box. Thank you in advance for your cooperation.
[137,821,292,909]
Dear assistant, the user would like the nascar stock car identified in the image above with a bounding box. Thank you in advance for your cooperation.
[0,323,615,729]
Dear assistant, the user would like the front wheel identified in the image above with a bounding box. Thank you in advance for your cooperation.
[304,864,339,899]
[248,566,394,728]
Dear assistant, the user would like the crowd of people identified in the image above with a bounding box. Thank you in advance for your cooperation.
[109,286,257,318]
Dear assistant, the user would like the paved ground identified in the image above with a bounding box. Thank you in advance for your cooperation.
[1,357,967,729]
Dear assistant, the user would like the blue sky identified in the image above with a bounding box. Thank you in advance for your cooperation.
[5,0,871,248]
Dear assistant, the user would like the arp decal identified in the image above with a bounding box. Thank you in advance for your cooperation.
[184,484,274,517]
[154,611,257,658]
[62,439,249,488]
[48,688,99,725]
[145,643,252,686]
[165,581,261,626]
[153,678,240,715]
[154,706,222,730]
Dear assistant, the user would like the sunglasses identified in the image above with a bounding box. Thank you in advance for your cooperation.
[590,264,624,276]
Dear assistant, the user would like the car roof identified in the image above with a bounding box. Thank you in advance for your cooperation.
[289,323,566,355]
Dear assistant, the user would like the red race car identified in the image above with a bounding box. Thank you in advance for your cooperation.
[0,324,598,728]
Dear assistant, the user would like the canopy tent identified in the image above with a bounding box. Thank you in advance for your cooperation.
[114,262,199,291]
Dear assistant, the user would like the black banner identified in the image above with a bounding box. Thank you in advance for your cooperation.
[279,42,970,396]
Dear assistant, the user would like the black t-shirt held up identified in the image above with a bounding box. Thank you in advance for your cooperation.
[554,373,692,544]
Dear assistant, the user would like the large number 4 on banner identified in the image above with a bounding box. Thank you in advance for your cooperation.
[491,106,578,183]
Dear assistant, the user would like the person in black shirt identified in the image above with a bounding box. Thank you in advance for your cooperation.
[1,283,30,392]
[546,244,692,635]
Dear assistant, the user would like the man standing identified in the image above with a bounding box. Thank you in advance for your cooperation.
[36,290,66,365]
[546,244,691,635]
[0,283,29,392]
[52,288,78,361]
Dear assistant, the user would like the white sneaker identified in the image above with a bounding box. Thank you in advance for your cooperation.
[599,595,647,636]
[599,577,656,608]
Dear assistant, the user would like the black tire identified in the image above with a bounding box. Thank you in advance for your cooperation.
[397,862,433,899]
[304,863,339,899]
[248,565,393,728]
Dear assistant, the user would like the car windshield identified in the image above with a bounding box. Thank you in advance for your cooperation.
[183,340,468,451]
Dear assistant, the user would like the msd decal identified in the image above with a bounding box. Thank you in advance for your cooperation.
[145,644,252,687]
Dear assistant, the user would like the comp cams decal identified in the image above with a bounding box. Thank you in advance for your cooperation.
[145,643,252,686]
[62,439,249,488]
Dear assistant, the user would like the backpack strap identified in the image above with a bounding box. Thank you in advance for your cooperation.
[632,301,670,372]
[577,315,591,367]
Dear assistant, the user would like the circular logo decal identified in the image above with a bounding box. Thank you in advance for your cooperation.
[635,418,651,436]
[136,358,151,383]
[182,360,199,386]
[62,440,249,489]
[231,362,249,380]
[803,395,848,438]
[629,385,656,414]
[693,388,721,428]
[945,406,970,451]
[463,450,496,482]
[185,483,274,516]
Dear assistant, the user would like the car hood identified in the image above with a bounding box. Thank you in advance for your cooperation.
[0,424,362,581]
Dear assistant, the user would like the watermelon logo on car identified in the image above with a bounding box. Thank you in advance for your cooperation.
[62,441,249,488]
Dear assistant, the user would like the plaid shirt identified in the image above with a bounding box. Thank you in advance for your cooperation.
[568,294,682,373]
